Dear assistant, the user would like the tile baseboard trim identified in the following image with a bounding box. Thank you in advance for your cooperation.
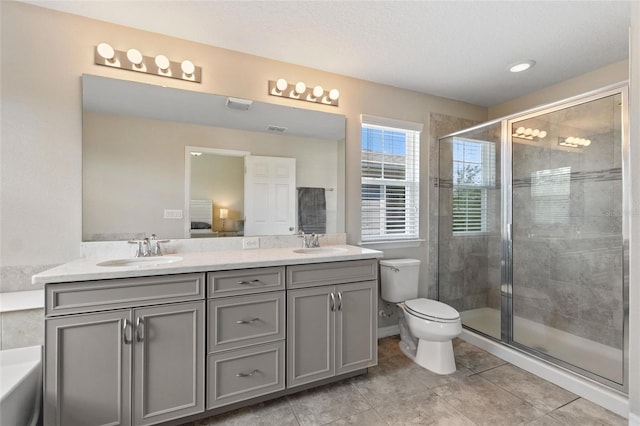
[377,325,399,339]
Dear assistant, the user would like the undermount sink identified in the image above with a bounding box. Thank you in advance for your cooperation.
[97,256,183,267]
[293,247,349,255]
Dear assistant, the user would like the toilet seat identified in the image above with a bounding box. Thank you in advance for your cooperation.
[404,298,460,323]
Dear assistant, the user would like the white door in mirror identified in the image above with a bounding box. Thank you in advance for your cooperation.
[244,156,296,236]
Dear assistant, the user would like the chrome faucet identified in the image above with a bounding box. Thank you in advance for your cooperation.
[298,232,321,248]
[129,234,169,257]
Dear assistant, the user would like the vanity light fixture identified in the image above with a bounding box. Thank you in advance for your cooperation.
[94,43,201,83]
[269,78,340,106]
[508,60,536,73]
[512,126,547,140]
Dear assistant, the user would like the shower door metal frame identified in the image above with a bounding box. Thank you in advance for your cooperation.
[501,83,629,393]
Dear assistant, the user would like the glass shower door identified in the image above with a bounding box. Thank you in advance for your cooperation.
[438,122,502,339]
[509,91,625,385]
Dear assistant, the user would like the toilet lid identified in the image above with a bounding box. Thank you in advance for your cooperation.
[405,298,460,321]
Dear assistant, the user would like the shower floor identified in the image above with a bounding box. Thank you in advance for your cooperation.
[461,307,623,384]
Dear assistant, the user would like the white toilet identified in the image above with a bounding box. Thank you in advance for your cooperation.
[380,258,462,375]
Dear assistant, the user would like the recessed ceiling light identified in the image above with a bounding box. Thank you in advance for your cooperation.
[508,60,536,73]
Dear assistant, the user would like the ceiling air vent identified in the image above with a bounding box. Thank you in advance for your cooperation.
[266,125,288,133]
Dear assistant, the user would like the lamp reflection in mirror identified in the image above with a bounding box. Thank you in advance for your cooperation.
[219,208,228,231]
[269,79,339,106]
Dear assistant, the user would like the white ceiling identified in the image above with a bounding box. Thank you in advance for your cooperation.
[28,1,631,107]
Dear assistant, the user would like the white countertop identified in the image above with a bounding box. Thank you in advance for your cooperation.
[32,245,383,284]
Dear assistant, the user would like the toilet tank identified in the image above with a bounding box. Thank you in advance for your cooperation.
[379,258,421,302]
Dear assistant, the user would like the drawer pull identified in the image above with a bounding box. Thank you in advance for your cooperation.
[235,279,263,285]
[236,369,260,377]
[236,318,261,324]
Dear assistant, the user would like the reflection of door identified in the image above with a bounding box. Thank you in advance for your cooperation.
[244,156,296,236]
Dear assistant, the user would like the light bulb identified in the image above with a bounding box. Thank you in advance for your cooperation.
[155,55,170,70]
[329,88,340,101]
[524,128,532,136]
[312,85,324,98]
[127,48,143,65]
[538,131,547,138]
[516,126,525,134]
[181,60,195,75]
[566,137,575,144]
[276,78,288,92]
[97,42,115,60]
[584,139,591,146]
[295,82,306,94]
[531,129,539,137]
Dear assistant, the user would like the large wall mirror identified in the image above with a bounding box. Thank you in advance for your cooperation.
[82,75,346,241]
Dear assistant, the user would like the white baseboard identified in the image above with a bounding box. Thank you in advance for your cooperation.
[629,412,640,425]
[377,325,399,339]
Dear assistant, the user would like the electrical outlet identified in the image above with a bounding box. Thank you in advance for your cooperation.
[164,209,183,219]
[242,237,259,249]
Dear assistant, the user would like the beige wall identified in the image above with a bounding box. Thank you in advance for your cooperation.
[1,1,486,273]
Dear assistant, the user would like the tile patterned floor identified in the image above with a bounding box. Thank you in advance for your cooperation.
[181,337,627,426]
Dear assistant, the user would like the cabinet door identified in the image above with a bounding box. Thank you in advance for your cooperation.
[45,310,132,426]
[287,286,334,387]
[335,280,378,375]
[132,301,205,426]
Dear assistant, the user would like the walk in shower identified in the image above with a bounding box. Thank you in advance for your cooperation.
[437,85,628,392]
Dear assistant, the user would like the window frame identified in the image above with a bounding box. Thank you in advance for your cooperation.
[360,114,423,244]
[451,136,496,235]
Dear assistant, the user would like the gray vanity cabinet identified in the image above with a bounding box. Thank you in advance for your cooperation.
[206,267,286,409]
[44,274,206,426]
[286,260,378,388]
[45,309,132,426]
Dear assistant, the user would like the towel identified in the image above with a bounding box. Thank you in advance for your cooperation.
[298,187,326,234]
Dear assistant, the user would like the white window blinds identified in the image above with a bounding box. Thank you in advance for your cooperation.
[360,115,422,242]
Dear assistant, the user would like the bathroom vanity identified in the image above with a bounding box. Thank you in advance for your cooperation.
[34,245,381,426]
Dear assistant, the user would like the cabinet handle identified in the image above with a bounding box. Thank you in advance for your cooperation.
[135,317,145,343]
[337,291,343,311]
[123,319,132,344]
[236,369,260,377]
[330,292,335,312]
[236,318,260,324]
[235,279,262,285]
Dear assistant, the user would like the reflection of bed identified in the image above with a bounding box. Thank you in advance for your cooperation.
[189,199,218,238]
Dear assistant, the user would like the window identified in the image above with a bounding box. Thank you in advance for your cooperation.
[452,137,496,234]
[360,115,422,242]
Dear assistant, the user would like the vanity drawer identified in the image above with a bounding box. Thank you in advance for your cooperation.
[287,259,378,289]
[208,292,285,353]
[46,273,205,316]
[207,341,285,409]
[207,267,285,297]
